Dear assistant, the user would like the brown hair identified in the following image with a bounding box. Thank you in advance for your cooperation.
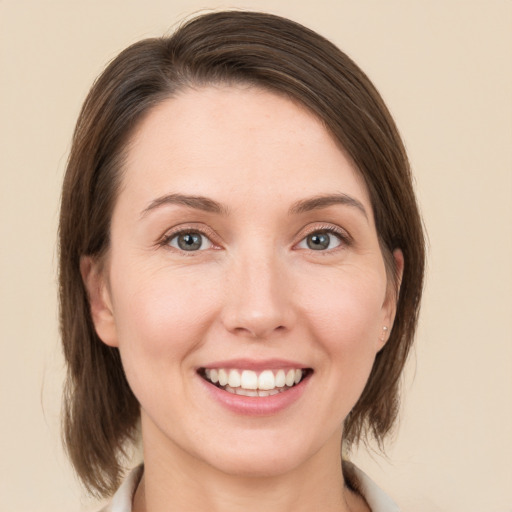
[59,10,425,497]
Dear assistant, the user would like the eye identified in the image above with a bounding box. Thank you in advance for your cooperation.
[167,231,214,252]
[297,230,343,251]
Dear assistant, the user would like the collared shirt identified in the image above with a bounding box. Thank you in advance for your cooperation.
[100,464,400,512]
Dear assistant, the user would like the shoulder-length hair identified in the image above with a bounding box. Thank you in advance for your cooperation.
[59,10,425,497]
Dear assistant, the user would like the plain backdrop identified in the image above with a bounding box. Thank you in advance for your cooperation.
[1,1,511,511]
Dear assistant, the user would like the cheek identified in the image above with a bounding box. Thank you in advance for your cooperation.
[109,263,222,382]
[300,268,387,344]
[299,267,387,393]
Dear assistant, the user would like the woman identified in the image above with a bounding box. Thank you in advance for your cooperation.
[59,10,425,512]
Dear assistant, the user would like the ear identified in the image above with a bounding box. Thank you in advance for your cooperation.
[378,248,404,348]
[80,256,119,347]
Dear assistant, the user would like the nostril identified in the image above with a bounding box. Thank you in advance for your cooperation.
[230,323,287,339]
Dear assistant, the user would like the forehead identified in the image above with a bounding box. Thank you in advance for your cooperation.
[120,85,371,213]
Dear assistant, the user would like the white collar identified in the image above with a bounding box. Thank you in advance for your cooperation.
[100,464,399,512]
[351,464,400,512]
[99,465,143,512]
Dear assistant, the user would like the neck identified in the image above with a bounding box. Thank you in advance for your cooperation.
[132,421,368,512]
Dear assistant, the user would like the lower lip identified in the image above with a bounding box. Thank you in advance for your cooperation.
[199,374,311,416]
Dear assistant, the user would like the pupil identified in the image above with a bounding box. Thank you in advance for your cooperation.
[178,233,202,251]
[307,232,330,250]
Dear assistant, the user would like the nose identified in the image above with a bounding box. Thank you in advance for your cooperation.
[221,249,295,339]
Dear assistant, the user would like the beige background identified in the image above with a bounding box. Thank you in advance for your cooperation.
[1,0,511,510]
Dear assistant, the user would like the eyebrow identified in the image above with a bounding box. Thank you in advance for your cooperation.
[140,192,368,220]
[288,193,368,220]
[140,193,228,218]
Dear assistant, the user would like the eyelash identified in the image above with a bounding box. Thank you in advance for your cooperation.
[158,224,351,254]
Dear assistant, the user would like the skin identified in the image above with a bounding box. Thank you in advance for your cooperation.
[83,85,402,512]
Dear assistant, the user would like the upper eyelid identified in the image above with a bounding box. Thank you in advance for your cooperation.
[158,223,221,247]
[295,223,351,242]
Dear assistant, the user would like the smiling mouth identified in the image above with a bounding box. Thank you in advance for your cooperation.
[199,368,312,397]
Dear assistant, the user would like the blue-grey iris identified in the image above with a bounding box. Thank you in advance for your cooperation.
[177,233,202,251]
[307,232,330,250]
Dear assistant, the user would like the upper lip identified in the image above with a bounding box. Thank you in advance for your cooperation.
[199,358,310,371]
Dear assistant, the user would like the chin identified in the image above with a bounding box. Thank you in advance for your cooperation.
[193,428,328,479]
[208,450,306,479]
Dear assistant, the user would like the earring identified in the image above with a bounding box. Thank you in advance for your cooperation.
[380,326,388,342]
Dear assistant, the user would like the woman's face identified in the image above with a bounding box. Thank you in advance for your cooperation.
[86,85,399,477]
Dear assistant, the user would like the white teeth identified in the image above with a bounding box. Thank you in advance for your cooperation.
[275,369,286,387]
[285,369,295,387]
[236,388,259,397]
[258,370,275,390]
[240,370,258,390]
[203,367,307,394]
[258,389,280,397]
[218,369,228,386]
[228,369,241,388]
